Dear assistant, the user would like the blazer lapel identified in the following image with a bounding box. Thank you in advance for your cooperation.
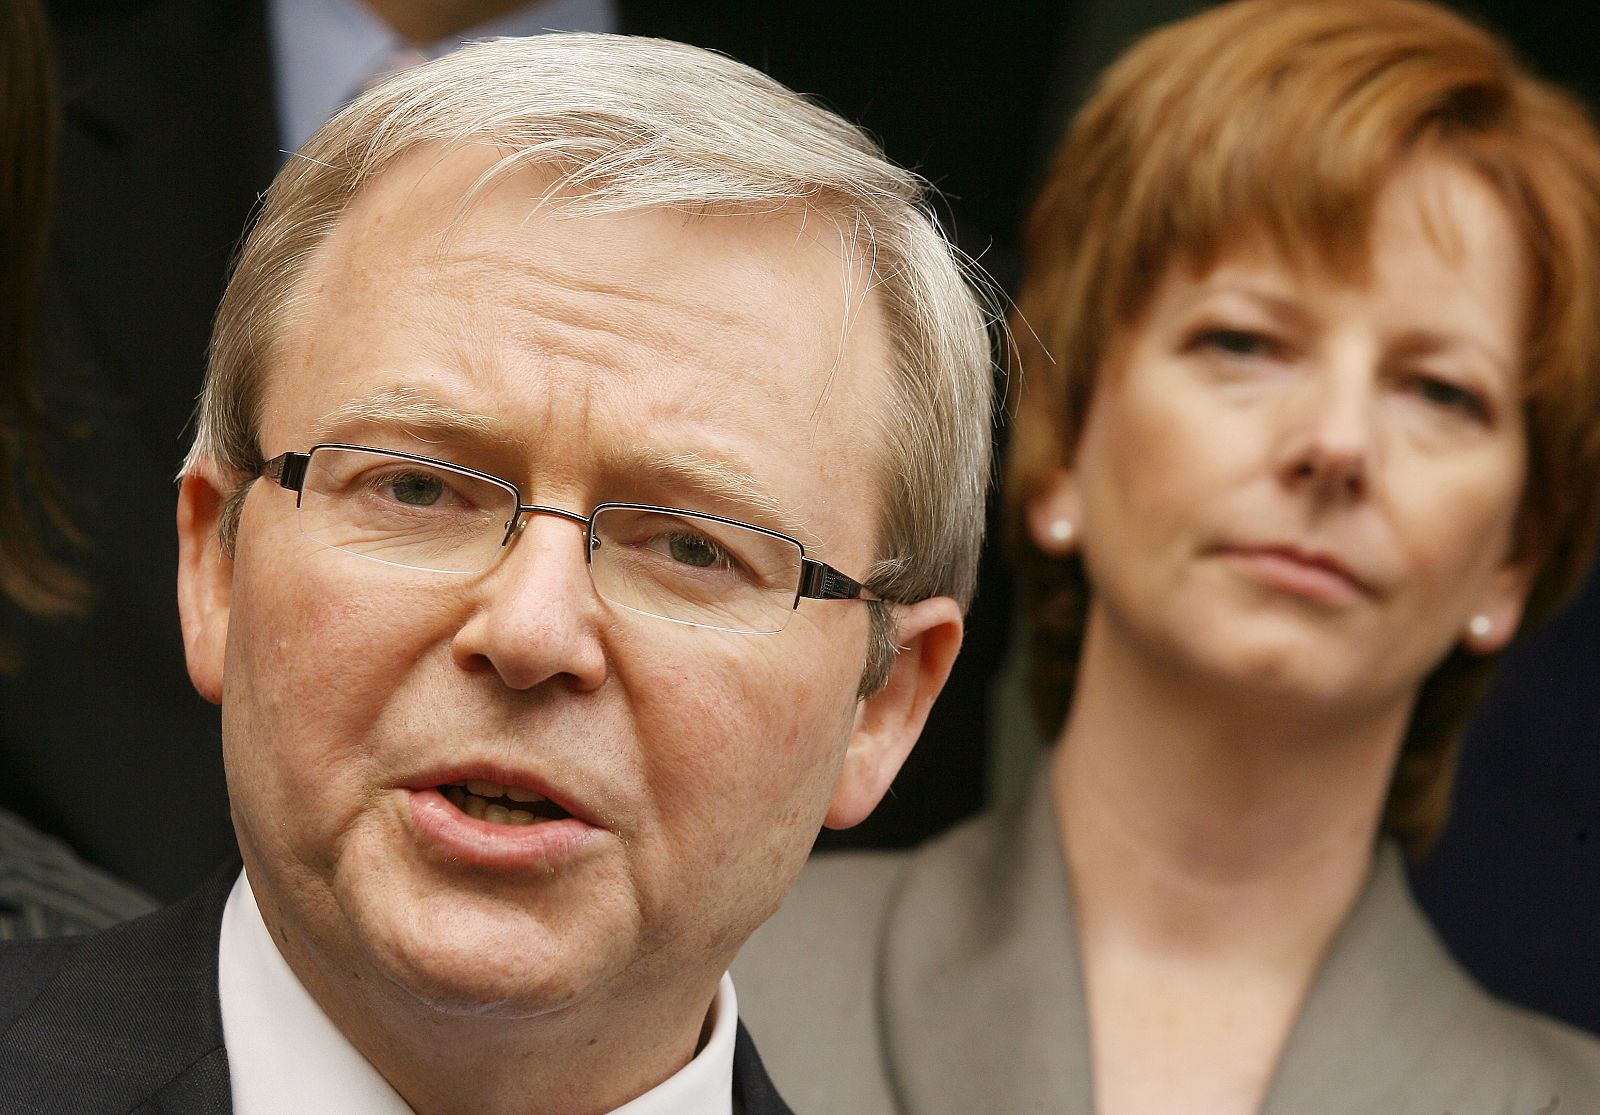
[881,776,1097,1115]
[1260,844,1501,1115]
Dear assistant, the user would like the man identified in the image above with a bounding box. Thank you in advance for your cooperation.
[0,33,992,1114]
[15,0,1051,904]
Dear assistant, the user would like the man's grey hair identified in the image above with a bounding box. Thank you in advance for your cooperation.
[186,33,994,696]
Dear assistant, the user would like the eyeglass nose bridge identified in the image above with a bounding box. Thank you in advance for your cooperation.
[500,503,598,559]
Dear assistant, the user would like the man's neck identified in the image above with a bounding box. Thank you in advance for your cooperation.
[257,894,724,1115]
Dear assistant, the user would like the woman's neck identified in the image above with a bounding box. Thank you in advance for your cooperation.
[1054,613,1414,1114]
[1055,609,1409,924]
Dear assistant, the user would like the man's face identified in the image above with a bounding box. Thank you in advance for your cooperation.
[181,147,920,1028]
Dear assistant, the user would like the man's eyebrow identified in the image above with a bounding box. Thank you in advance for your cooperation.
[614,446,819,547]
[309,388,503,444]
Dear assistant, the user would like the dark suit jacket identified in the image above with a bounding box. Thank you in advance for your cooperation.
[734,774,1600,1114]
[0,868,794,1114]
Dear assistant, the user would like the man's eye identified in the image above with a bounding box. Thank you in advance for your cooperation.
[666,532,727,569]
[381,471,448,507]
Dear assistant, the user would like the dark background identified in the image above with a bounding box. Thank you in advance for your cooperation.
[7,0,1598,1038]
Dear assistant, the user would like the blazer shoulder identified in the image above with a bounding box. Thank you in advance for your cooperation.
[1490,1001,1600,1109]
[734,845,915,1115]
[734,803,1036,1115]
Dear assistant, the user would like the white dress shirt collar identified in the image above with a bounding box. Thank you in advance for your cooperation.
[219,870,736,1115]
[268,0,620,155]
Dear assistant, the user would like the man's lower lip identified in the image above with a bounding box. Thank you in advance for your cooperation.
[407,788,601,869]
[1221,549,1366,604]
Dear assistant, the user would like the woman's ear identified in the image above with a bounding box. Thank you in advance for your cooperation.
[1025,466,1082,556]
[176,462,235,704]
[1461,557,1536,655]
[823,598,964,829]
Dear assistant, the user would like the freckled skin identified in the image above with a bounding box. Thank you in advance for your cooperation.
[1057,158,1532,718]
[180,143,950,1107]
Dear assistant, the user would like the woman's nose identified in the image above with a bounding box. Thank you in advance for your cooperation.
[1277,355,1380,502]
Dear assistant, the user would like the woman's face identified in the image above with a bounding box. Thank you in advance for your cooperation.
[1031,157,1533,717]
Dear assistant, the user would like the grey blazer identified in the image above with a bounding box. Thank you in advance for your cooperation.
[734,776,1600,1114]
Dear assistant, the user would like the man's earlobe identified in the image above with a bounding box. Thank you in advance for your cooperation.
[176,465,236,705]
[823,597,964,830]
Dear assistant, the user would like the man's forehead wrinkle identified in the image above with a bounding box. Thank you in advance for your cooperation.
[424,244,762,337]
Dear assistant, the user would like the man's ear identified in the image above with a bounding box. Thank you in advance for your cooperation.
[176,462,235,705]
[823,597,964,830]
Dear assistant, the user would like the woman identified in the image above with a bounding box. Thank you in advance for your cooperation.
[734,1,1600,1111]
[0,0,156,939]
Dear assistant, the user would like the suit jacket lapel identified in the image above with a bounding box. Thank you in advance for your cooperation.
[873,781,1493,1115]
[882,775,1097,1114]
[731,1020,795,1115]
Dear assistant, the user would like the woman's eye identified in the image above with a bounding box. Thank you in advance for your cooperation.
[1193,327,1280,359]
[1411,375,1490,422]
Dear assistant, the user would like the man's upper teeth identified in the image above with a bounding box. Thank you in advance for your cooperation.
[463,779,545,803]
[443,785,543,826]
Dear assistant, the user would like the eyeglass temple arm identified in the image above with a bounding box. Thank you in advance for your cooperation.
[263,451,310,492]
[798,558,879,602]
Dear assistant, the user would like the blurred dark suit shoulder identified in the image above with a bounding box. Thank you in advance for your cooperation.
[0,809,155,941]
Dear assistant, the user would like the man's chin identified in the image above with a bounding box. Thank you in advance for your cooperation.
[348,894,629,1021]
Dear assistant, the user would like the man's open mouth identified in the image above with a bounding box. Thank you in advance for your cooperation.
[439,780,573,826]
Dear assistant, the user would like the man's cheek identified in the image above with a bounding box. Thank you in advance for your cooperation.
[645,674,848,856]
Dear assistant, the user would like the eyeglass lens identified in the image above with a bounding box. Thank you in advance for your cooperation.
[294,446,805,633]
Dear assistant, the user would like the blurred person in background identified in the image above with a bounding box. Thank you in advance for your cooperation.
[736,2,1600,1112]
[0,0,156,940]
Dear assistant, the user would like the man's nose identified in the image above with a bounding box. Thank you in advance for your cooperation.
[449,513,608,692]
[1276,352,1381,503]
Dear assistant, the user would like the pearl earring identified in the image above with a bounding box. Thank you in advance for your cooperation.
[1467,615,1493,641]
[1047,519,1075,546]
